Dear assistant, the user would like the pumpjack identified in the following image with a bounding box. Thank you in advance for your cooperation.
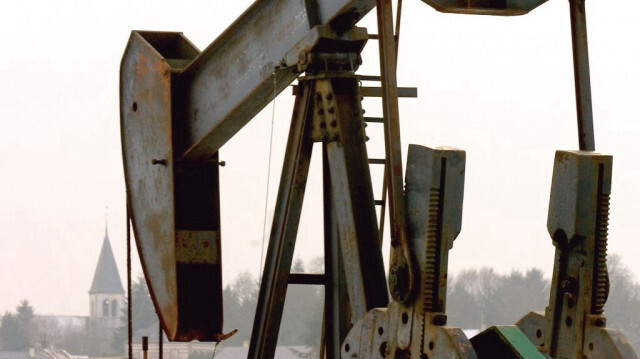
[120,0,638,357]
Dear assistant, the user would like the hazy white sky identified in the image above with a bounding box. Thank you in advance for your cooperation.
[0,0,638,317]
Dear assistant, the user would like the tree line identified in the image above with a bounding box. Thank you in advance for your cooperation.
[216,255,640,353]
[1,255,638,354]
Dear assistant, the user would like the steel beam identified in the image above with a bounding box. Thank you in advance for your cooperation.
[420,0,547,15]
[323,77,389,317]
[248,84,314,359]
[121,31,225,341]
[172,0,377,159]
[323,145,350,359]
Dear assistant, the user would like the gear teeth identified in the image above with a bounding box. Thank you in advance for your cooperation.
[593,193,610,314]
[423,187,441,313]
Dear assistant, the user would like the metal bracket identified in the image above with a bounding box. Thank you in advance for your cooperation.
[284,24,368,72]
[342,145,472,358]
[513,151,637,359]
[311,80,341,142]
[420,0,548,16]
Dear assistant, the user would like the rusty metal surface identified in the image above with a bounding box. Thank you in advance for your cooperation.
[545,151,615,358]
[376,0,415,305]
[323,145,351,359]
[342,145,472,358]
[547,151,611,246]
[405,145,465,314]
[292,85,417,98]
[583,326,639,359]
[324,76,389,318]
[249,74,388,357]
[248,83,314,359]
[175,0,378,160]
[120,31,182,339]
[420,0,547,15]
[515,311,547,351]
[283,25,369,70]
[121,31,223,342]
[343,303,477,358]
[512,152,637,359]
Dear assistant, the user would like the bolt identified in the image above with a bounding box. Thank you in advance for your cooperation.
[151,159,167,166]
[218,161,226,167]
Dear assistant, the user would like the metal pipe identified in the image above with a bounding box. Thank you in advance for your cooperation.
[158,323,163,359]
[569,0,595,151]
[127,200,132,359]
[376,0,414,303]
[142,337,148,359]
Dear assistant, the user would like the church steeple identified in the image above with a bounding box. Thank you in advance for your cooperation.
[104,206,109,238]
[89,222,124,295]
[88,212,125,327]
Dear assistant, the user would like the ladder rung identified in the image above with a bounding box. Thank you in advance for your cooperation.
[367,34,399,41]
[369,158,386,165]
[364,117,384,123]
[357,75,382,82]
[291,86,416,98]
[288,273,326,285]
[374,200,385,206]
[360,87,418,98]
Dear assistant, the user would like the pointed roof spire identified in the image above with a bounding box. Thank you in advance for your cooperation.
[105,206,109,238]
[89,220,124,294]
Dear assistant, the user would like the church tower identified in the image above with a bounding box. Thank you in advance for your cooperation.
[88,224,125,329]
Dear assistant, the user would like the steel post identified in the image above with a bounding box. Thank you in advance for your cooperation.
[569,0,595,151]
[248,84,315,359]
[323,76,389,316]
[323,145,350,359]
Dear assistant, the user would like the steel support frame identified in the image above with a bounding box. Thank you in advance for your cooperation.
[248,84,315,359]
[324,76,389,316]
[172,0,379,160]
[323,146,350,359]
[249,75,388,359]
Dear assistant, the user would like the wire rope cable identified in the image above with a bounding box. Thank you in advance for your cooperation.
[258,71,278,283]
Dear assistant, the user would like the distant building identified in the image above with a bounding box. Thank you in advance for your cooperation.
[0,349,73,359]
[129,342,313,359]
[88,226,124,330]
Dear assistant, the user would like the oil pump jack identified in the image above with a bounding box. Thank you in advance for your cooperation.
[120,0,638,357]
